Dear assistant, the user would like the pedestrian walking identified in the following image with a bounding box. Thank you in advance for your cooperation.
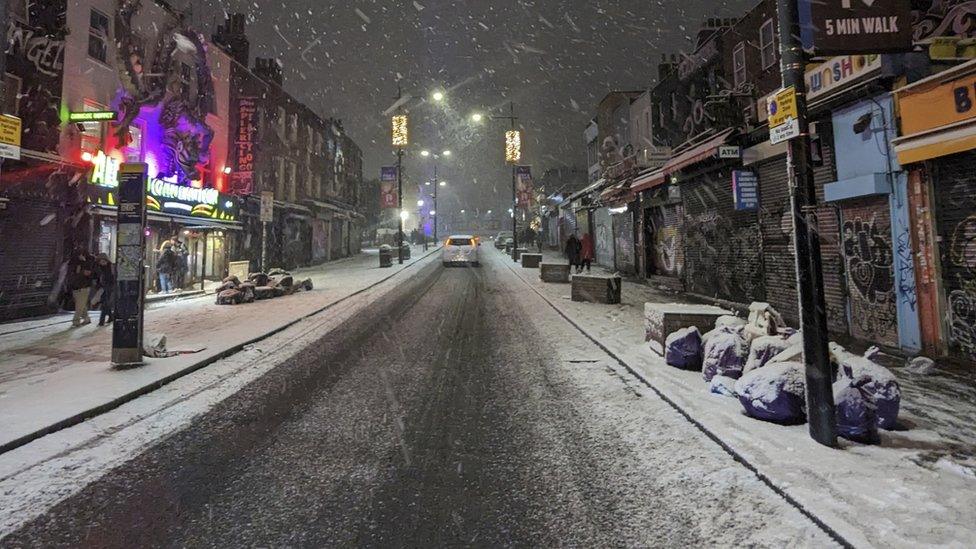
[580,232,595,273]
[157,241,179,293]
[92,253,116,326]
[173,238,189,290]
[565,231,582,272]
[67,247,94,327]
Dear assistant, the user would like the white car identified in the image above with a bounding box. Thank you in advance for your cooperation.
[443,235,480,266]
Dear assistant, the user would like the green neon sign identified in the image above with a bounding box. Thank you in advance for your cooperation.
[68,111,118,122]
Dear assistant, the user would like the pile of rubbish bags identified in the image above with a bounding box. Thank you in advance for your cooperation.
[663,302,901,444]
[215,268,313,306]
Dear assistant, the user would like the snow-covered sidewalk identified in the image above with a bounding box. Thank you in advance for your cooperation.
[503,247,976,547]
[0,246,437,453]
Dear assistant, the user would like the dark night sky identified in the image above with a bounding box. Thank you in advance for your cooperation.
[191,0,752,215]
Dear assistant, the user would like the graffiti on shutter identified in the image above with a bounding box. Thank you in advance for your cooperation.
[841,197,898,347]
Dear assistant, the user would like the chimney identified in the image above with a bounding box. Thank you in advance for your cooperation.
[253,57,284,87]
[212,13,250,66]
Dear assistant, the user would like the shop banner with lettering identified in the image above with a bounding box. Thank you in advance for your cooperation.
[231,97,258,196]
[380,166,398,208]
[516,165,533,207]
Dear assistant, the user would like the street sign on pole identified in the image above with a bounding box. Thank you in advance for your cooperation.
[768,87,801,144]
[801,0,913,55]
[260,191,274,223]
[0,114,22,160]
[260,191,273,272]
[112,163,148,368]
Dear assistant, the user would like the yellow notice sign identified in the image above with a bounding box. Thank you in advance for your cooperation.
[0,114,22,160]
[767,87,800,144]
[767,87,798,128]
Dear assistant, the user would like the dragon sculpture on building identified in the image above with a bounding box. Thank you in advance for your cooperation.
[113,0,215,184]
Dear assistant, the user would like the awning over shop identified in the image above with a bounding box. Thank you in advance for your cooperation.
[628,168,667,194]
[564,178,605,203]
[90,204,243,230]
[661,128,735,174]
[892,118,976,165]
[599,179,635,205]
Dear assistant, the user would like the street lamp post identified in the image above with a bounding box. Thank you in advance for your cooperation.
[392,85,409,264]
[496,102,521,260]
[420,150,450,243]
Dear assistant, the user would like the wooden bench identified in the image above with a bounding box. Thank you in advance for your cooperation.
[644,303,732,355]
[521,253,542,268]
[540,263,570,283]
[571,274,622,304]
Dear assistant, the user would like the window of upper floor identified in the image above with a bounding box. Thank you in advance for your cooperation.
[760,19,777,70]
[88,9,110,64]
[733,41,747,88]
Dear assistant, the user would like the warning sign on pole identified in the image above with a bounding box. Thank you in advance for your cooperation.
[768,87,801,145]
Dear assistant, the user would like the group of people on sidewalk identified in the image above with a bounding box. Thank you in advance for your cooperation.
[156,237,189,294]
[64,248,116,327]
[565,230,594,274]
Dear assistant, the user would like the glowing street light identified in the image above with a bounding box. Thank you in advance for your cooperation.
[420,150,431,157]
[392,115,409,148]
[442,150,451,156]
[439,180,447,187]
[505,130,522,164]
[432,91,445,102]
[417,199,425,207]
[471,113,483,122]
[400,210,410,221]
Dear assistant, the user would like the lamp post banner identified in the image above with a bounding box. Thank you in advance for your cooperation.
[380,166,398,209]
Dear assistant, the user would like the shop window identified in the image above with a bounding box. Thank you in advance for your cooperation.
[274,157,285,199]
[80,100,108,154]
[88,9,110,63]
[124,123,143,162]
[277,107,286,136]
[733,42,747,88]
[3,73,21,115]
[288,161,297,202]
[760,19,777,69]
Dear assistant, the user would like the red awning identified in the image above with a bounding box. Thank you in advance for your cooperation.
[628,168,667,194]
[661,128,735,174]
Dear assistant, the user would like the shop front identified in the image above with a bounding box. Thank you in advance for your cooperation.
[894,58,976,363]
[88,173,242,293]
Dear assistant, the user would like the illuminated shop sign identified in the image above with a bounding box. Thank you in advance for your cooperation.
[68,111,119,122]
[87,150,239,222]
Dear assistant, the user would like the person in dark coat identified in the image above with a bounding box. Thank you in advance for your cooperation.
[157,242,179,293]
[173,238,189,290]
[67,247,94,327]
[580,232,595,273]
[92,253,116,326]
[565,231,582,271]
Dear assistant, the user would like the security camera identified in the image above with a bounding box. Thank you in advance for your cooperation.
[852,113,872,135]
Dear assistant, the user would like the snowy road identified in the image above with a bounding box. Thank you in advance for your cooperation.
[2,250,834,547]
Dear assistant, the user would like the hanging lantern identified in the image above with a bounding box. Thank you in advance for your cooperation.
[505,130,521,164]
[392,115,409,148]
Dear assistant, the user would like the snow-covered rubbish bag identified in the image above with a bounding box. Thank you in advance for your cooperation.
[831,344,901,430]
[665,327,703,371]
[743,330,798,376]
[833,380,880,444]
[735,361,806,425]
[702,326,748,382]
[709,375,738,398]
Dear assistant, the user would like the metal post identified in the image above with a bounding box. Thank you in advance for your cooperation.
[509,102,518,259]
[0,0,8,186]
[397,147,404,264]
[200,233,207,291]
[777,0,837,447]
[432,163,438,244]
[261,221,268,272]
